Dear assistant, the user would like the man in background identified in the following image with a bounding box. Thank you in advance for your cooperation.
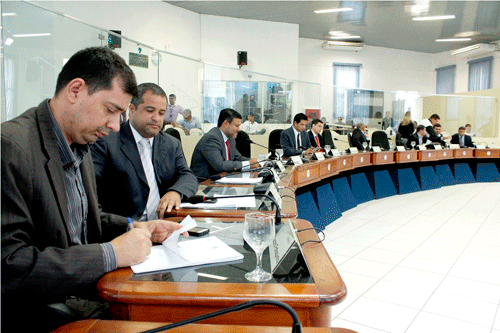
[241,113,259,134]
[433,123,449,147]
[308,119,325,150]
[177,109,202,135]
[465,124,476,137]
[164,93,183,126]
[351,123,370,151]
[407,125,429,149]
[280,113,315,157]
[91,83,198,221]
[451,126,475,148]
[382,111,393,130]
[420,113,441,142]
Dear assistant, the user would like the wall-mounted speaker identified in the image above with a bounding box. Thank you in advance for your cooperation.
[237,51,247,67]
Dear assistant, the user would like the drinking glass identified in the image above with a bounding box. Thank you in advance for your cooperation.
[411,141,416,150]
[275,148,284,161]
[324,145,331,156]
[362,142,368,151]
[491,142,495,148]
[243,212,275,282]
[389,141,394,151]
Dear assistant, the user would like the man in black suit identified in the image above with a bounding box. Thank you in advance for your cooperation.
[308,118,325,150]
[190,108,258,179]
[351,123,370,151]
[280,113,315,157]
[1,47,185,332]
[407,125,429,149]
[420,113,441,142]
[433,123,448,147]
[91,83,198,221]
[451,126,475,148]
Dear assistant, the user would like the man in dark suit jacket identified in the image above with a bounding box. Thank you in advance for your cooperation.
[451,126,475,148]
[407,125,429,149]
[91,83,198,221]
[351,123,370,151]
[308,118,325,150]
[191,108,258,179]
[280,113,315,157]
[420,113,441,142]
[1,47,184,332]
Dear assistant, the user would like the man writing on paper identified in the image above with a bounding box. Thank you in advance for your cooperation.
[91,83,198,221]
[280,113,315,157]
[1,47,185,332]
[190,108,259,179]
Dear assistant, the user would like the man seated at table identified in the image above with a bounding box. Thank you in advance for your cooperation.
[190,108,258,179]
[91,83,198,221]
[308,118,325,151]
[465,123,476,137]
[420,113,441,142]
[451,126,475,148]
[407,125,429,149]
[280,113,315,157]
[1,47,186,332]
[241,113,259,134]
[433,123,448,147]
[177,109,202,135]
[351,123,370,151]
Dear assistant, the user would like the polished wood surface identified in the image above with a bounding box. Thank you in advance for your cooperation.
[436,149,454,160]
[474,148,500,158]
[418,150,439,161]
[371,151,395,165]
[97,219,346,327]
[395,150,419,163]
[453,148,474,158]
[53,320,358,333]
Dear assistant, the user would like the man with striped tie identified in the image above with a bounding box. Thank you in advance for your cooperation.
[91,83,198,221]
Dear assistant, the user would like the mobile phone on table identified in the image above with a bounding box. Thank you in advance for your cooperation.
[188,227,209,237]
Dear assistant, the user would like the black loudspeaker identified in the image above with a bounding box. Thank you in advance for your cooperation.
[237,51,247,67]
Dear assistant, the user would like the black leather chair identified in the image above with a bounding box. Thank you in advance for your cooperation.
[371,130,390,150]
[347,133,353,147]
[395,132,403,147]
[322,129,335,149]
[268,129,283,159]
[166,128,181,143]
[235,130,251,158]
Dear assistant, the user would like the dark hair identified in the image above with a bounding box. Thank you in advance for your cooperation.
[433,123,442,128]
[218,108,242,127]
[311,119,323,126]
[247,113,254,118]
[429,114,441,120]
[131,83,166,109]
[55,47,137,98]
[458,126,466,131]
[417,125,426,132]
[169,94,176,98]
[465,123,471,127]
[293,113,308,124]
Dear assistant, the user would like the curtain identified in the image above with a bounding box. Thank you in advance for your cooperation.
[468,57,493,91]
[436,65,455,94]
[333,63,360,120]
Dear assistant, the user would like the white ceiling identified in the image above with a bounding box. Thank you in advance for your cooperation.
[166,1,500,54]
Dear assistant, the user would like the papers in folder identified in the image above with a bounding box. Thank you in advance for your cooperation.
[131,216,243,274]
[180,194,257,209]
[215,174,263,185]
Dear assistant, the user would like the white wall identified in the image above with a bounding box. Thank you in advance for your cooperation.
[433,41,500,94]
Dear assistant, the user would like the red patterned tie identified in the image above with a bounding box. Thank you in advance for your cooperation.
[225,140,230,160]
[315,135,320,148]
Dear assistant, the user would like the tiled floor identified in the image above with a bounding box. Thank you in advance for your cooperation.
[324,182,500,333]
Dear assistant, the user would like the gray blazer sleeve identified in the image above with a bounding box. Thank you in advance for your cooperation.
[203,134,243,172]
[280,128,302,156]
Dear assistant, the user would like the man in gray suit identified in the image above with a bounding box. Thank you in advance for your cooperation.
[1,47,185,332]
[280,113,315,157]
[191,108,258,179]
[91,83,198,221]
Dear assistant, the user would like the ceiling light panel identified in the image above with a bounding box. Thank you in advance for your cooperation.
[315,8,353,14]
[413,15,456,21]
[436,38,472,42]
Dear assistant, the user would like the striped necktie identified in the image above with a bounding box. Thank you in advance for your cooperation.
[225,140,231,160]
[138,138,160,221]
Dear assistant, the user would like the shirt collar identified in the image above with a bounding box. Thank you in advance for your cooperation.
[292,127,300,138]
[219,128,229,142]
[130,123,154,148]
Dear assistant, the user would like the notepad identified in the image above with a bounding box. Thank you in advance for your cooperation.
[215,176,263,184]
[131,216,243,274]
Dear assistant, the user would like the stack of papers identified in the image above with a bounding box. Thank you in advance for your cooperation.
[215,176,263,185]
[180,194,257,209]
[131,216,243,274]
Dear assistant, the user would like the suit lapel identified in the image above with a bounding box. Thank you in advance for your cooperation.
[215,128,227,160]
[120,122,148,186]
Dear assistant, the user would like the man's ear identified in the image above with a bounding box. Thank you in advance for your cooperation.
[129,103,136,117]
[65,78,86,104]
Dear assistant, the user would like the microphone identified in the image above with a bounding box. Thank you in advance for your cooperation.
[186,193,281,224]
[246,138,278,154]
[333,137,349,144]
[139,299,302,333]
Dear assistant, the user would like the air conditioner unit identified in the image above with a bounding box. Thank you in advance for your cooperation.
[322,41,365,51]
[451,43,499,58]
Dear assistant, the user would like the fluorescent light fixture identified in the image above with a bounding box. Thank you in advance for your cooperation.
[2,13,17,17]
[329,31,348,36]
[451,44,481,55]
[12,33,51,37]
[413,15,455,21]
[329,35,361,40]
[4,38,14,46]
[315,8,353,14]
[436,38,471,42]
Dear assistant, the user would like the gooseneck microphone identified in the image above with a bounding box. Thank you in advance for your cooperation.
[139,299,302,333]
[246,138,278,154]
[333,137,350,144]
[186,193,281,224]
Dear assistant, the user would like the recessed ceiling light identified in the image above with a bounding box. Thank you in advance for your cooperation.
[413,15,456,21]
[436,38,472,42]
[2,13,17,17]
[12,33,51,37]
[315,8,353,14]
[4,38,14,46]
[329,36,361,40]
[454,31,480,38]
[329,31,347,36]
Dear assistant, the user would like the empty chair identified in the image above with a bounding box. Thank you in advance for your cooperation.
[166,127,181,143]
[190,128,203,136]
[268,128,283,159]
[347,133,353,147]
[322,129,335,148]
[235,130,251,158]
[371,130,390,150]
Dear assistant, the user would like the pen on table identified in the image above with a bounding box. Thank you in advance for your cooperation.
[127,217,134,229]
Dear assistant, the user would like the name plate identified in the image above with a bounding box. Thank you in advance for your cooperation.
[348,147,359,154]
[276,161,285,173]
[476,144,486,149]
[268,182,282,208]
[372,146,382,153]
[291,156,303,165]
[270,168,280,184]
[314,152,325,161]
[396,146,406,152]
[270,222,297,273]
[449,144,460,149]
[434,144,442,150]
[331,149,341,157]
[418,144,427,151]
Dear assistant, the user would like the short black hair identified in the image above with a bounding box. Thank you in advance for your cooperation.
[293,113,308,124]
[459,126,466,131]
[218,108,242,127]
[55,47,137,98]
[131,83,166,109]
[417,125,426,132]
[433,123,442,128]
[465,123,472,127]
[429,114,440,120]
[311,119,323,126]
[169,94,176,98]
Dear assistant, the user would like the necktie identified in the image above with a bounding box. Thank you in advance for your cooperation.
[138,138,160,221]
[297,133,300,149]
[460,136,464,147]
[225,140,230,160]
[315,135,320,147]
